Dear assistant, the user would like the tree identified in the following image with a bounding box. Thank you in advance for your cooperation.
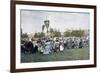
[63,29,85,37]
[50,28,54,38]
[64,30,71,37]
[21,33,28,44]
[53,29,61,37]
[34,32,45,38]
[21,33,28,38]
[39,32,45,38]
[34,33,38,38]
[71,30,85,37]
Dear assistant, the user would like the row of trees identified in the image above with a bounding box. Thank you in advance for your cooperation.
[33,29,85,38]
[21,29,86,39]
[34,32,45,38]
[64,30,85,37]
[34,29,61,38]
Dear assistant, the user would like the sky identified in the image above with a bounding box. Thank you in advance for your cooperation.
[21,9,90,34]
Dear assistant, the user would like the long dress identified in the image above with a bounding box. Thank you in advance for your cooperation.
[60,45,64,51]
[43,42,51,54]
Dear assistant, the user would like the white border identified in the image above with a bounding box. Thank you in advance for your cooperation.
[16,4,94,69]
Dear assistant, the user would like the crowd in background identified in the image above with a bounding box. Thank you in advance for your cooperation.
[21,37,89,54]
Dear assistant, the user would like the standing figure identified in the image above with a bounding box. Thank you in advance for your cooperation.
[60,43,64,51]
[79,39,83,48]
[54,40,60,52]
[43,40,51,54]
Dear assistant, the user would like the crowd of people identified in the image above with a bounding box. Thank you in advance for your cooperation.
[21,37,89,54]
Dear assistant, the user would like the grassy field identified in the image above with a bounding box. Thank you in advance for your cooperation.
[21,48,89,63]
